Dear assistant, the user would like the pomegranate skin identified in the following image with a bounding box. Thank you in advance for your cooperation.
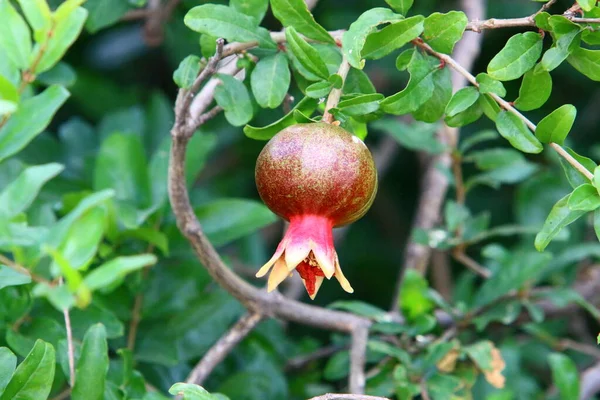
[255,122,377,227]
[255,123,377,299]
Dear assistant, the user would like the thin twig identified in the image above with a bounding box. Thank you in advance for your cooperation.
[127,286,145,351]
[286,344,348,371]
[176,39,225,133]
[559,339,600,359]
[411,39,595,182]
[0,254,53,285]
[50,387,71,400]
[420,381,432,400]
[323,56,351,124]
[60,278,75,387]
[186,313,263,385]
[308,395,391,400]
[452,249,492,278]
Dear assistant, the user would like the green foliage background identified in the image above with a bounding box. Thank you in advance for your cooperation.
[1,0,600,399]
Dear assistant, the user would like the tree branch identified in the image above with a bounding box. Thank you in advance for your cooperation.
[186,313,263,385]
[390,0,486,310]
[349,325,369,394]
[580,362,600,400]
[168,40,372,393]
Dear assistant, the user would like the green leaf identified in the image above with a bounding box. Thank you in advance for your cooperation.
[337,94,383,116]
[422,11,468,54]
[399,269,434,318]
[567,47,600,81]
[251,53,290,109]
[0,266,31,290]
[395,48,414,71]
[83,254,157,291]
[270,0,334,44]
[244,97,318,140]
[324,351,350,380]
[230,0,268,24]
[55,206,106,270]
[0,163,63,219]
[463,341,495,372]
[413,66,452,123]
[558,147,596,189]
[69,304,124,339]
[576,0,595,11]
[0,100,16,116]
[535,194,586,251]
[372,119,444,154]
[169,383,217,400]
[94,133,151,208]
[534,11,552,31]
[445,101,483,128]
[475,251,549,306]
[0,340,55,400]
[342,8,403,69]
[476,73,506,97]
[33,7,88,73]
[445,200,470,232]
[0,85,70,162]
[47,190,115,249]
[0,74,18,104]
[381,51,436,115]
[195,199,276,246]
[362,16,424,60]
[548,353,580,400]
[285,26,329,80]
[173,55,201,89]
[305,80,333,98]
[459,129,499,153]
[445,86,480,117]
[184,4,276,49]
[495,110,543,154]
[52,0,86,23]
[0,0,32,69]
[214,74,253,126]
[594,209,600,243]
[514,67,552,111]
[479,93,502,122]
[328,301,387,320]
[17,0,51,33]
[71,324,109,400]
[568,184,600,211]
[536,104,576,145]
[384,0,413,14]
[37,61,77,87]
[368,340,412,364]
[541,30,581,72]
[487,32,543,81]
[0,347,16,394]
[83,0,129,33]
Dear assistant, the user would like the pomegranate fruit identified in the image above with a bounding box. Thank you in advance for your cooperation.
[255,122,377,299]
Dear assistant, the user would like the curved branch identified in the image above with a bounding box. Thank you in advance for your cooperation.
[168,40,372,392]
[186,313,263,385]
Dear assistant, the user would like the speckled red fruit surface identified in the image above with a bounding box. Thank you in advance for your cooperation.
[254,123,377,299]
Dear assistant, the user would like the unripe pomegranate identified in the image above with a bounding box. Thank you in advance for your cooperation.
[255,123,377,299]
